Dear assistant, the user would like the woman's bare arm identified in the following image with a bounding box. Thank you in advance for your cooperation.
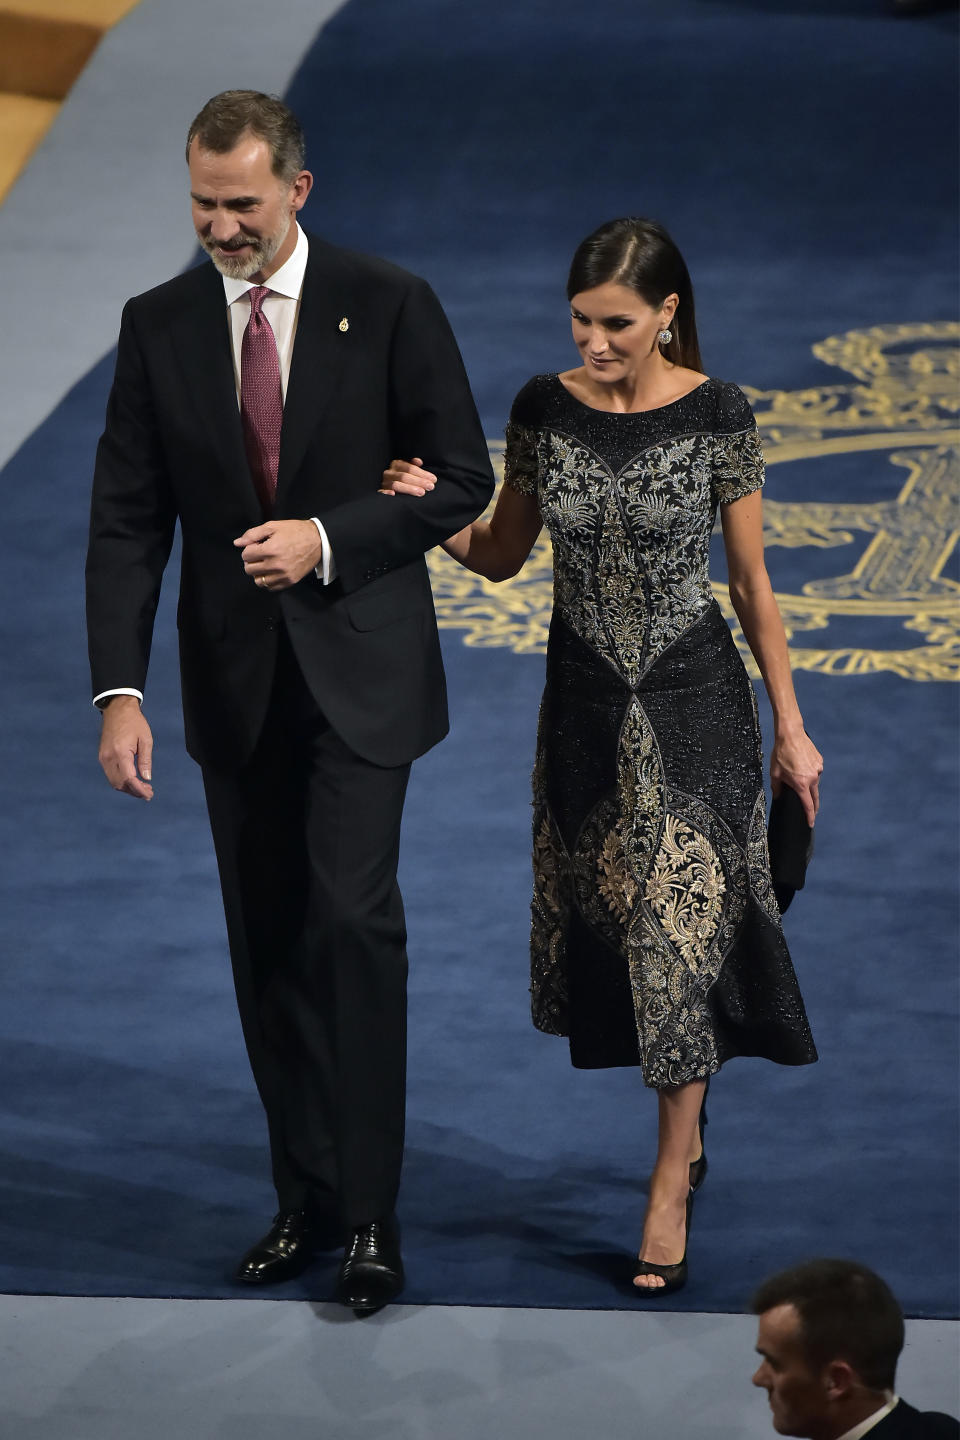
[720,491,823,823]
[381,458,543,581]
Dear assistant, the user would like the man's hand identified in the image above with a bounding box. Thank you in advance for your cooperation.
[234,520,325,590]
[99,695,155,801]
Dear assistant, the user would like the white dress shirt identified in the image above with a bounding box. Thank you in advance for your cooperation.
[95,223,332,708]
[836,1396,899,1440]
[223,224,307,402]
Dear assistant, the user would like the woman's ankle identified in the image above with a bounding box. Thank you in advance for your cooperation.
[646,1167,691,1213]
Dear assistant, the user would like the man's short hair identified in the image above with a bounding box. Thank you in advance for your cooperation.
[751,1258,905,1392]
[186,91,305,182]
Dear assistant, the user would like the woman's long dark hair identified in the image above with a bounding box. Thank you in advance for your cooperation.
[566,217,703,373]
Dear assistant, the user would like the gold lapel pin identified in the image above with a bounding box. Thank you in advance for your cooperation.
[338,317,349,332]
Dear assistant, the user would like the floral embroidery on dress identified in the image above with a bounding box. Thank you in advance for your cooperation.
[503,421,539,497]
[645,816,726,970]
[530,808,569,1036]
[746,789,782,922]
[571,798,638,953]
[597,822,640,925]
[712,426,765,505]
[509,375,815,1083]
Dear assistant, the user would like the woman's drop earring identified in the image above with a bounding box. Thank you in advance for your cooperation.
[658,327,673,346]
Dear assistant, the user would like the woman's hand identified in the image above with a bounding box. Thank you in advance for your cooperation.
[380,457,437,497]
[378,459,543,580]
[770,728,823,827]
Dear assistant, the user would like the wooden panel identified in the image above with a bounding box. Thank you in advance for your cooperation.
[0,92,58,202]
[0,0,139,22]
[0,12,102,99]
[0,2,142,200]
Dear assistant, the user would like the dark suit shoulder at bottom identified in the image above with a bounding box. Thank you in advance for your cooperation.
[301,233,429,296]
[875,1400,960,1438]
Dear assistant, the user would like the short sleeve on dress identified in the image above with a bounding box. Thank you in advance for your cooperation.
[503,377,547,498]
[711,382,765,507]
[503,422,539,496]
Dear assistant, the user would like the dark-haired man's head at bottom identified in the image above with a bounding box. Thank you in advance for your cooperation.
[751,1259,959,1440]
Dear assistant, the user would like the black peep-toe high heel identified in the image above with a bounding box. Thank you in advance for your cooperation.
[633,1189,694,1297]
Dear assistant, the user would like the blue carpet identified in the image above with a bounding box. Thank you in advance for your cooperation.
[1,0,957,1315]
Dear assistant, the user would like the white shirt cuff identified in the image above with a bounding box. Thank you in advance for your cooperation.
[310,516,337,584]
[94,687,144,710]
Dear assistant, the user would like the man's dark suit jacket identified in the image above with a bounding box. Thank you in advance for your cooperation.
[87,232,495,769]
[868,1399,959,1438]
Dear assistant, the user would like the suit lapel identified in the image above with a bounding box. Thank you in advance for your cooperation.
[172,243,354,518]
[276,244,355,506]
[172,263,259,518]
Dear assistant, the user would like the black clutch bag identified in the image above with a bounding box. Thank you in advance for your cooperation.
[767,785,814,915]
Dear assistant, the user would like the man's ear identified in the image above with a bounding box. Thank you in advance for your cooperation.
[822,1358,859,1402]
[290,170,313,212]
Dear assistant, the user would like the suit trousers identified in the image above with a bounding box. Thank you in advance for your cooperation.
[201,626,411,1228]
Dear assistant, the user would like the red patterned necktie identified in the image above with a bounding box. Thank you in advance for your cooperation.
[240,286,283,513]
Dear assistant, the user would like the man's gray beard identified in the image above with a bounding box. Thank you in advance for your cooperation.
[202,218,289,280]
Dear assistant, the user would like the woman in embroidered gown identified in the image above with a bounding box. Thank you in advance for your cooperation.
[383,218,821,1295]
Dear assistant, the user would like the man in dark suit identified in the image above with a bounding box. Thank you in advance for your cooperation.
[86,90,494,1312]
[751,1259,959,1438]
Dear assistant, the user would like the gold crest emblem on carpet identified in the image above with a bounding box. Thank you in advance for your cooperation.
[428,323,960,681]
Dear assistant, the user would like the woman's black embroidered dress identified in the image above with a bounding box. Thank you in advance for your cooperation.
[504,375,818,1086]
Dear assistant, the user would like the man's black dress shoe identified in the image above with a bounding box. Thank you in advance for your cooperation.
[334,1215,404,1313]
[235,1209,338,1285]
